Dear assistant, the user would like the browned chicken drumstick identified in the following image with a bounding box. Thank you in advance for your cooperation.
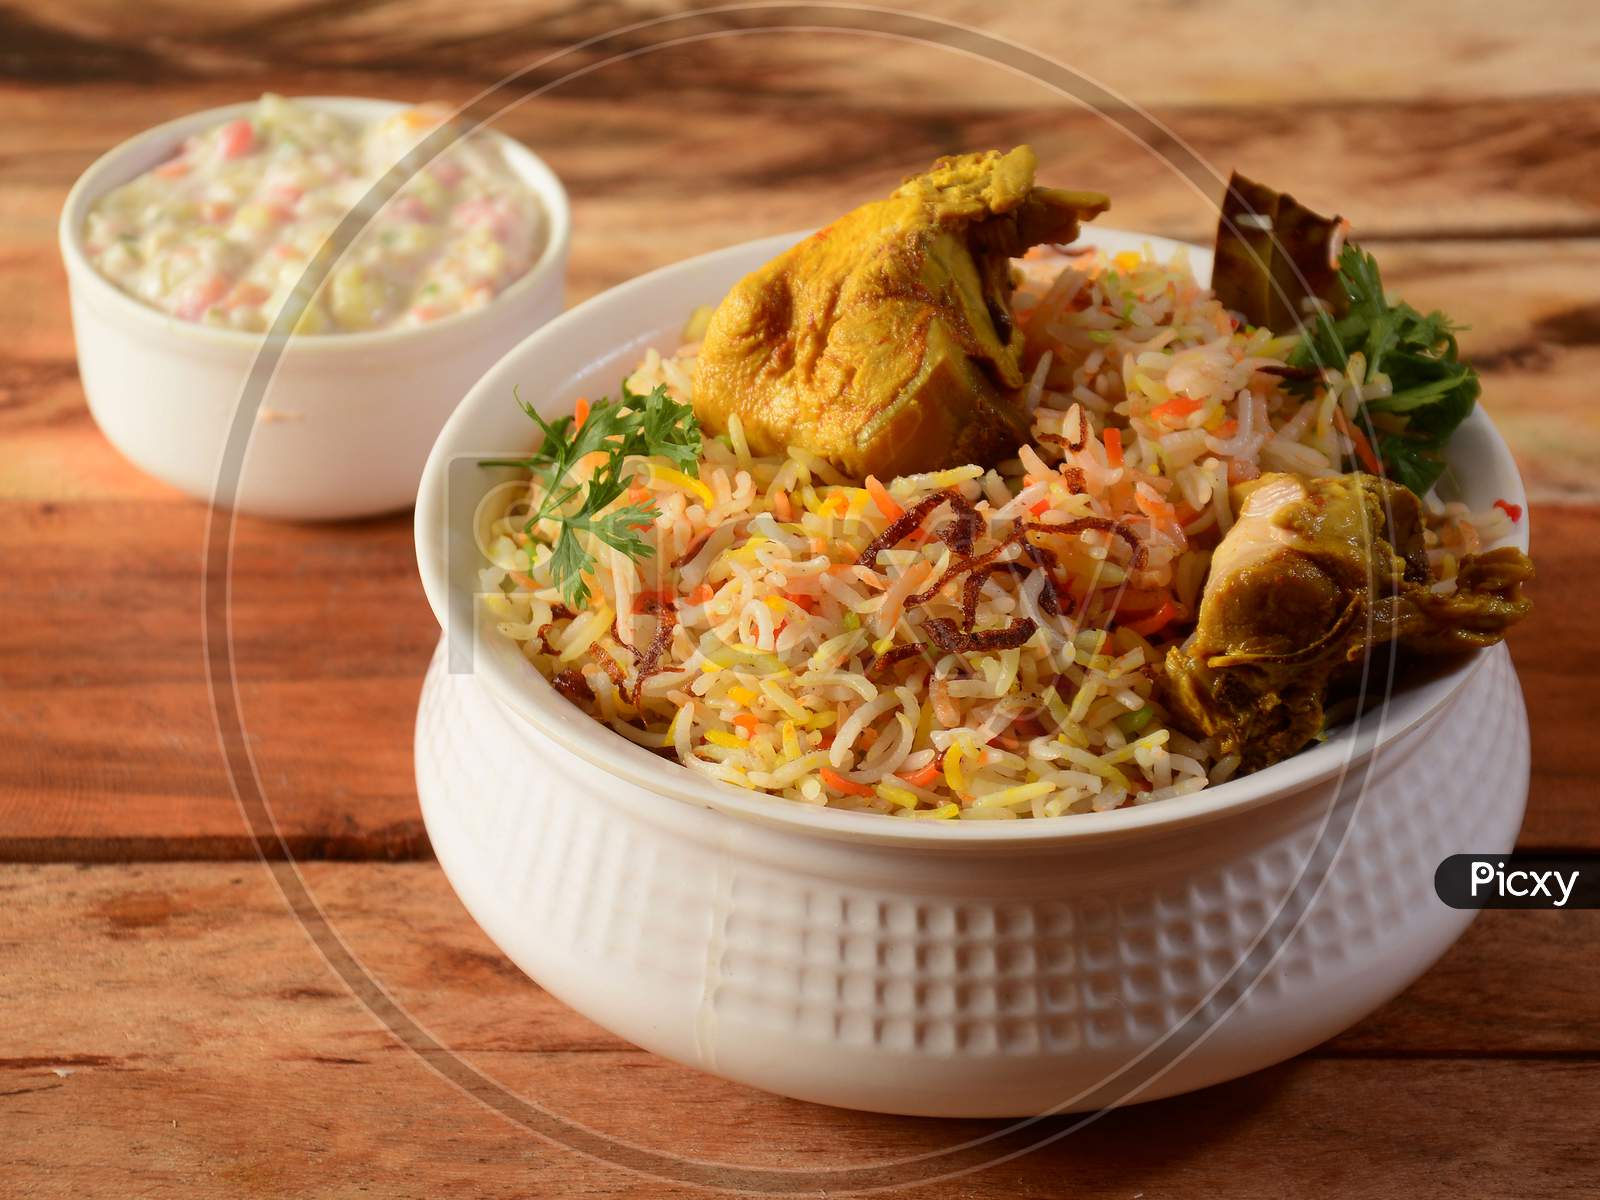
[1163,471,1533,772]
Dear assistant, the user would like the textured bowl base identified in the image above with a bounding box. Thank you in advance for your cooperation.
[416,642,1529,1116]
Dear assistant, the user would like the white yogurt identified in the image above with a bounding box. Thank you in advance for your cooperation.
[83,94,546,334]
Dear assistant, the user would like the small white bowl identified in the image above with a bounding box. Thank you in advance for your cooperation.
[413,230,1531,1116]
[60,97,570,521]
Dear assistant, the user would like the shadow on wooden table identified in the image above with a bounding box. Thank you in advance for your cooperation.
[963,1065,1291,1178]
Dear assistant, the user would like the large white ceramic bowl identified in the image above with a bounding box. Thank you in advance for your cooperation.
[413,230,1531,1116]
[60,97,570,521]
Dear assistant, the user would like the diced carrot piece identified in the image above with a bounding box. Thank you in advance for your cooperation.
[1134,489,1176,524]
[897,761,941,789]
[1125,599,1181,638]
[772,488,793,521]
[217,118,256,160]
[175,275,230,321]
[224,283,270,310]
[732,713,761,738]
[1494,499,1523,522]
[1103,426,1123,466]
[865,475,905,520]
[573,396,590,428]
[820,767,874,797]
[687,583,715,605]
[1150,396,1203,423]
[1112,588,1168,618]
[1333,409,1382,475]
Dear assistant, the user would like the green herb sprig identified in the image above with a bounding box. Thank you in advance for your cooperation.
[1289,244,1480,494]
[481,381,702,608]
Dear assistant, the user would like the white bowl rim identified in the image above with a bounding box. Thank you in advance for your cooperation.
[58,95,572,355]
[415,226,1531,848]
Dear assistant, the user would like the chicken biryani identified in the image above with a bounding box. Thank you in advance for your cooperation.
[474,146,1533,820]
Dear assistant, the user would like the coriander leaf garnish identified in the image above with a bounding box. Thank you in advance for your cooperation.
[480,382,703,609]
[1288,244,1480,494]
[635,379,704,474]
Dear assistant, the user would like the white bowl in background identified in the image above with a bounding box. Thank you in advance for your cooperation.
[59,97,571,521]
[412,230,1530,1115]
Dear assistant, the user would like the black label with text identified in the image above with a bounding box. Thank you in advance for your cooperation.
[1434,854,1600,909]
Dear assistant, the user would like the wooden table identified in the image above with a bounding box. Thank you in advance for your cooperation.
[4,3,1598,1195]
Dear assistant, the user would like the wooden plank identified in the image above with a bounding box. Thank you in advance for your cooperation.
[1334,905,1600,1054]
[22,1054,1597,1199]
[6,0,1600,108]
[1372,242,1600,506]
[7,82,1600,281]
[1508,506,1596,850]
[0,501,433,858]
[2,863,1597,1197]
[6,863,1599,1061]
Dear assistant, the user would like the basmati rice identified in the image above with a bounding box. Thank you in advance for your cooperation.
[477,246,1502,819]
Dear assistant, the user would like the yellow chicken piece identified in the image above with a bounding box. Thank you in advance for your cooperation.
[691,146,1108,479]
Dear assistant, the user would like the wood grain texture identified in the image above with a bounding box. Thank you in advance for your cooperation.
[4,863,1599,1198]
[3,1,1597,1191]
[7,0,1600,108]
[7,82,1600,260]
